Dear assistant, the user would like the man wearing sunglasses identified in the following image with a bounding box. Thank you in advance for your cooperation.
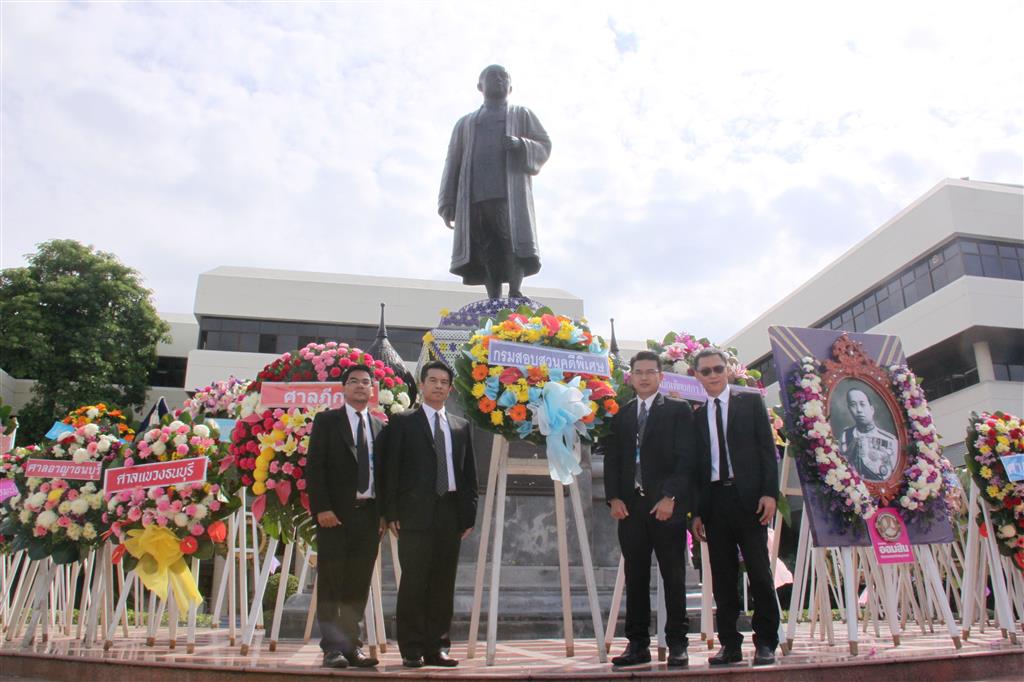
[603,350,695,668]
[691,348,780,667]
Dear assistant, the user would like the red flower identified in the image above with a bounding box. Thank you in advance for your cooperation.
[207,520,227,543]
[330,366,341,378]
[499,367,523,385]
[180,536,199,555]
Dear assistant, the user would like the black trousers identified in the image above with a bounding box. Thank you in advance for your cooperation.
[314,501,380,654]
[618,492,689,647]
[396,493,462,658]
[705,484,780,648]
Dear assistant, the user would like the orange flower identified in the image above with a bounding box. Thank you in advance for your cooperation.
[603,399,619,415]
[472,364,489,381]
[581,413,596,424]
[478,397,497,414]
[508,405,528,422]
[527,366,547,385]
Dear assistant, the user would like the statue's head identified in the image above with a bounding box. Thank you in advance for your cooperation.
[478,64,511,100]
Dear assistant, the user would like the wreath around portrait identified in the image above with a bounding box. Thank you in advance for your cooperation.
[964,411,1024,573]
[786,336,947,528]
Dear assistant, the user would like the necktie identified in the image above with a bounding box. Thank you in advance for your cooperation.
[356,412,370,494]
[635,401,648,490]
[434,412,449,496]
[714,398,729,481]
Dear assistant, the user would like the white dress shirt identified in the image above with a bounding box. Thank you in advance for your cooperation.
[706,384,734,482]
[345,403,375,499]
[422,403,456,492]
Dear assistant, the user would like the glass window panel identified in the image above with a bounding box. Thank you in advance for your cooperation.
[945,253,965,281]
[916,274,934,299]
[959,240,978,254]
[862,306,879,329]
[201,317,222,331]
[875,286,888,301]
[994,364,1010,381]
[276,335,298,353]
[1001,257,1022,280]
[963,253,983,276]
[998,244,1017,257]
[914,262,929,279]
[259,334,277,354]
[931,263,949,289]
[298,335,316,348]
[1010,365,1024,382]
[943,242,959,259]
[981,255,1001,276]
[901,270,915,286]
[929,252,943,267]
[903,284,921,307]
[853,301,864,315]
[877,298,897,322]
[979,242,998,256]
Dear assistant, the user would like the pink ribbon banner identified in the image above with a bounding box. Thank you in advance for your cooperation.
[104,456,208,494]
[259,382,348,410]
[24,458,102,481]
[867,507,914,564]
[0,478,19,503]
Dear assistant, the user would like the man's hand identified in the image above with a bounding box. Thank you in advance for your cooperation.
[378,517,387,538]
[650,496,675,522]
[692,516,706,542]
[387,520,400,537]
[316,511,340,528]
[461,526,474,540]
[439,205,455,229]
[608,498,629,520]
[756,496,777,525]
[503,135,523,150]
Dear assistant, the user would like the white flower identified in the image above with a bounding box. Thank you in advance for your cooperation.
[72,448,91,463]
[26,492,47,509]
[802,401,823,418]
[82,523,97,540]
[86,408,100,419]
[173,434,188,447]
[191,504,208,520]
[82,482,96,493]
[36,510,58,529]
[97,438,112,453]
[58,501,71,514]
[811,421,832,438]
[174,512,189,527]
[87,493,102,510]
[151,440,166,456]
[18,509,31,524]
[378,389,395,404]
[193,424,211,439]
[69,498,90,516]
[397,392,411,408]
[66,523,82,540]
[671,360,689,374]
[998,525,1017,539]
[83,423,99,438]
[169,421,185,432]
[390,403,403,414]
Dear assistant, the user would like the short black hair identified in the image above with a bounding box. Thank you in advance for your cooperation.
[629,350,661,371]
[479,64,509,82]
[693,348,728,366]
[419,360,454,384]
[341,364,374,384]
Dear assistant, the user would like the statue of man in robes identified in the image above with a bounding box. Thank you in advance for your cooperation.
[438,65,551,300]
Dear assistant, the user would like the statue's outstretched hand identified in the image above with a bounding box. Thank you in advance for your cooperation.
[439,205,455,229]
[503,135,523,150]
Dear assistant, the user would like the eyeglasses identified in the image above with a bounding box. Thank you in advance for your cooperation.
[698,365,727,377]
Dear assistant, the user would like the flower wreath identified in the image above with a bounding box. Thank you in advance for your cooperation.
[181,376,250,421]
[646,331,762,387]
[61,403,136,442]
[0,445,41,554]
[964,411,1024,572]
[788,354,947,527]
[0,423,126,564]
[230,341,409,543]
[453,306,621,484]
[104,414,239,566]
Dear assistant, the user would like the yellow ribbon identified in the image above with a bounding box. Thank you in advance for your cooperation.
[123,526,202,607]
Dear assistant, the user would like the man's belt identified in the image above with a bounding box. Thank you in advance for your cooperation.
[711,479,735,487]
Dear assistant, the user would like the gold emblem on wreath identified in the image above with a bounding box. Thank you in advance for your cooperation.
[873,509,902,542]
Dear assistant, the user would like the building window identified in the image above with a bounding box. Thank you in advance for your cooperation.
[749,354,777,387]
[990,330,1024,382]
[814,236,1024,333]
[149,356,187,388]
[197,316,428,361]
[908,334,979,402]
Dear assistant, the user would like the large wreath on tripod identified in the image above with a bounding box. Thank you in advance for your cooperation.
[453,305,621,484]
[964,411,1024,572]
[786,335,947,527]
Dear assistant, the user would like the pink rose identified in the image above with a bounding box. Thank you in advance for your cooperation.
[190,524,205,537]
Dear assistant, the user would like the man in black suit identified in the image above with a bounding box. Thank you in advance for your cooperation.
[603,350,695,667]
[691,348,780,666]
[384,360,477,668]
[304,364,384,669]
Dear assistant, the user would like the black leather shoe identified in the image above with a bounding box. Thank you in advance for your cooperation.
[611,642,651,666]
[667,642,689,667]
[344,648,378,667]
[402,656,424,668]
[424,651,459,667]
[709,645,743,665]
[753,643,776,666]
[322,651,349,668]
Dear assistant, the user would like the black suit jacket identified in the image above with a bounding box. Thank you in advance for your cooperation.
[694,389,779,518]
[382,407,478,532]
[602,393,695,523]
[304,407,384,522]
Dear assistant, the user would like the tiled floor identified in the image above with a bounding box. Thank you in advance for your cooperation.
[2,622,1022,679]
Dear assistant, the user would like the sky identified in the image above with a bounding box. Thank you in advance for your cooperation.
[2,1,1022,348]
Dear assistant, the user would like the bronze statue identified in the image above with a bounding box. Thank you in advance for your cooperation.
[438,65,551,300]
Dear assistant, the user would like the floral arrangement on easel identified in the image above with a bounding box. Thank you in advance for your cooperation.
[964,411,1024,572]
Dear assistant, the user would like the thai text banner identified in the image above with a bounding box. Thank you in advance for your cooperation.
[260,382,348,410]
[487,340,611,377]
[24,459,102,481]
[658,372,762,403]
[104,456,208,494]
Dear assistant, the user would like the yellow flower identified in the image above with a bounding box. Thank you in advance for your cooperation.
[270,429,286,442]
[986,484,1001,498]
[254,469,268,482]
[279,413,291,428]
[471,344,489,362]
[439,308,450,317]
[489,366,503,377]
[980,466,993,479]
[490,410,504,426]
[252,481,267,496]
[47,489,63,502]
[513,382,530,402]
[423,331,435,344]
[471,382,487,399]
[589,400,599,414]
[260,446,275,460]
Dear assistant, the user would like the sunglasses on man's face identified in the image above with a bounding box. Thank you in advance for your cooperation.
[698,365,727,377]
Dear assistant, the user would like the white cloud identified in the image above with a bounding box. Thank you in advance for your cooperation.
[2,1,1021,354]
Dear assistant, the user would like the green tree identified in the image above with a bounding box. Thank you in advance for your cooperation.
[0,240,170,443]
